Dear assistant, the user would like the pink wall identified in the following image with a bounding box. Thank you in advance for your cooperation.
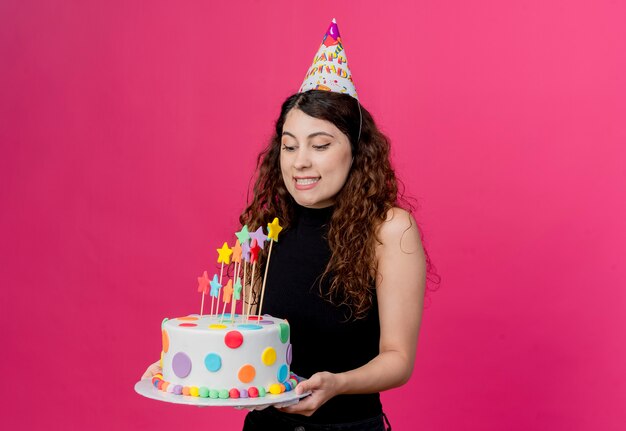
[2,1,625,429]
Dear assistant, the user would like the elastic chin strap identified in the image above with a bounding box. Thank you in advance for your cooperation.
[356,99,363,146]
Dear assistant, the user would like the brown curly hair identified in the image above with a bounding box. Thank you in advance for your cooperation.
[240,90,405,319]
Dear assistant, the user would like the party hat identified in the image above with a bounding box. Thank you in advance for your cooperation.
[299,18,358,100]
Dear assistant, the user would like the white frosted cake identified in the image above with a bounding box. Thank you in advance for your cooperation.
[151,314,299,399]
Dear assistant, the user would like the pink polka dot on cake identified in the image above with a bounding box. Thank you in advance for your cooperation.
[179,323,197,327]
[225,330,244,348]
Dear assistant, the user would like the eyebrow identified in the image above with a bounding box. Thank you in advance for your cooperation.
[281,131,335,139]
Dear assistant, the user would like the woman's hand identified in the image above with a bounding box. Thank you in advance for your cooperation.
[278,371,344,416]
[141,360,162,379]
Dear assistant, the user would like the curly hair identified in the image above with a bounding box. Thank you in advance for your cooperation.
[240,90,422,319]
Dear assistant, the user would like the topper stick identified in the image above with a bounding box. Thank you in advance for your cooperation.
[246,237,261,319]
[230,261,241,318]
[240,261,248,323]
[256,239,274,320]
[219,279,234,323]
[197,271,210,317]
[246,261,256,319]
[257,218,282,319]
[214,261,225,315]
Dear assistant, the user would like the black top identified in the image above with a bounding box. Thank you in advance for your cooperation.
[262,204,382,424]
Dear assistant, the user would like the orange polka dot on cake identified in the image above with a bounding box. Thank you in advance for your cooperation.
[238,364,256,383]
[162,330,169,353]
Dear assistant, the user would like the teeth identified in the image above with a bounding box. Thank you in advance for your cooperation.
[296,178,319,185]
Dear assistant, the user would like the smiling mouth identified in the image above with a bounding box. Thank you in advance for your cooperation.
[295,177,320,185]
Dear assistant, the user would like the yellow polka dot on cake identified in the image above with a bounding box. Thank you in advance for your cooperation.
[269,383,283,395]
[261,347,277,366]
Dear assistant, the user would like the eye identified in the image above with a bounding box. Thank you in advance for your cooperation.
[312,143,331,151]
[281,144,296,152]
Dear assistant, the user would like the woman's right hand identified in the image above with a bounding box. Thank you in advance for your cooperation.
[141,360,162,379]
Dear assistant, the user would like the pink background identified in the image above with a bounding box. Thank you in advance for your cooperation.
[2,1,625,429]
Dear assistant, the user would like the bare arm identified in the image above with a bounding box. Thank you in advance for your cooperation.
[282,207,426,416]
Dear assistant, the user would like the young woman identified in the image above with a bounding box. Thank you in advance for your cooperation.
[143,18,432,429]
[238,89,427,430]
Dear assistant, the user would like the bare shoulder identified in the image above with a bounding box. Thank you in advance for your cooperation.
[377,207,423,255]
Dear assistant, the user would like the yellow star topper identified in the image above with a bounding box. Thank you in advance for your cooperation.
[267,217,283,242]
[216,242,233,264]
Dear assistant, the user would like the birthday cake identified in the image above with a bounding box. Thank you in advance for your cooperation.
[149,218,302,399]
[152,313,299,399]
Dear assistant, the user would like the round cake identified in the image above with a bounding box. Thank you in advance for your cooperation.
[152,314,299,399]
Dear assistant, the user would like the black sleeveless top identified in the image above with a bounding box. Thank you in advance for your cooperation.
[262,204,383,424]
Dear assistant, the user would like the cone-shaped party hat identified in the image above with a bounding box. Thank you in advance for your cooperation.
[299,18,358,100]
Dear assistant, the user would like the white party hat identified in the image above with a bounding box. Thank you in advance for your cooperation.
[299,19,358,100]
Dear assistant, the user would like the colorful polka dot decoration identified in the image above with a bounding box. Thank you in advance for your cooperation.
[277,364,289,383]
[237,324,262,330]
[204,353,222,372]
[279,323,289,343]
[209,324,227,330]
[238,364,256,383]
[261,347,277,366]
[152,373,303,399]
[225,330,244,348]
[172,352,192,378]
[179,323,197,327]
[177,316,199,321]
[286,344,292,365]
[162,330,169,353]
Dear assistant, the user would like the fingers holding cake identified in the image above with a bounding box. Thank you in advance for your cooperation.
[141,360,162,379]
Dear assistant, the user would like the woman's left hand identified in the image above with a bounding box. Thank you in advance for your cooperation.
[278,371,343,416]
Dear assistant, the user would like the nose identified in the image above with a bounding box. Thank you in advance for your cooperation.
[293,147,312,170]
